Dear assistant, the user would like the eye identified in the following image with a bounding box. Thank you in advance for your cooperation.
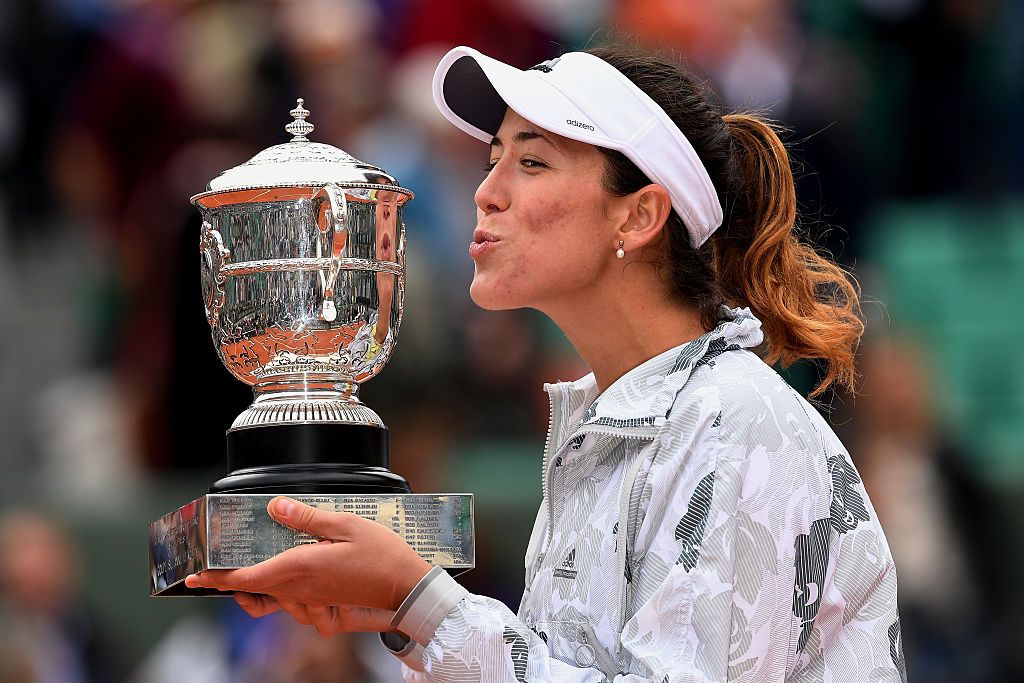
[521,158,548,170]
[483,159,498,174]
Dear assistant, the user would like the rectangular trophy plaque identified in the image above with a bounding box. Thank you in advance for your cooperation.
[149,493,474,597]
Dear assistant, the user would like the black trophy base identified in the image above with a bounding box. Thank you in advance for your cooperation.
[209,423,411,495]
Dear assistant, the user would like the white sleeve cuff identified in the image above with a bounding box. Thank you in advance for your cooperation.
[391,565,469,646]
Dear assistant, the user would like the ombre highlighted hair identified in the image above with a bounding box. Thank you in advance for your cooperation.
[588,43,863,397]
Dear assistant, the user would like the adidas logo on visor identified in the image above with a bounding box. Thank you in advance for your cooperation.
[529,57,561,73]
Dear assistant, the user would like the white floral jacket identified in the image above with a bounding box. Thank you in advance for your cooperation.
[383,308,907,682]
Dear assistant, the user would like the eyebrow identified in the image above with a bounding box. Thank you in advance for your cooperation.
[489,130,560,151]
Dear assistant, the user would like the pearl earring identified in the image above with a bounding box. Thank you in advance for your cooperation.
[616,240,625,259]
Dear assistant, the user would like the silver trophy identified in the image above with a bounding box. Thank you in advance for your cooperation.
[148,100,474,596]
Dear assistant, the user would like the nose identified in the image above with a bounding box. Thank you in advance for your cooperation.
[474,161,510,215]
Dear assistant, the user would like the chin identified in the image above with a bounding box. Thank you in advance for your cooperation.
[469,278,522,311]
[469,286,508,311]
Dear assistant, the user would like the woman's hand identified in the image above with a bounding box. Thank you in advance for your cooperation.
[233,593,396,636]
[184,496,432,618]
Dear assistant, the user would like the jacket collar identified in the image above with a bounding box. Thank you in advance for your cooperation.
[544,307,763,446]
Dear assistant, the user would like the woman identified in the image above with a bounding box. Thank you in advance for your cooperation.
[187,43,906,682]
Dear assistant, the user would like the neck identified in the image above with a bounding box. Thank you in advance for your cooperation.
[540,279,708,393]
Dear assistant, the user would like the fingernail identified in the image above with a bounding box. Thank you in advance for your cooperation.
[185,574,203,588]
[273,497,294,517]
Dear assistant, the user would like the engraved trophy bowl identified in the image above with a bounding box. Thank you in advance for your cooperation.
[191,99,413,494]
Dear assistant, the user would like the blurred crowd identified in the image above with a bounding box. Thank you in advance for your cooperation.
[0,0,1021,681]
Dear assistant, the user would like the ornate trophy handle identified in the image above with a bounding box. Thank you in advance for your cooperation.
[200,221,230,327]
[315,183,348,322]
[394,221,407,334]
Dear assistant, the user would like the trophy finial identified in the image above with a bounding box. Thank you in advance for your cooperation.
[286,98,314,142]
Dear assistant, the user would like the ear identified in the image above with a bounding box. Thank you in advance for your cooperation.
[615,184,672,253]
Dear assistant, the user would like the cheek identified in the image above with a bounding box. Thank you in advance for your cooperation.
[537,187,608,249]
[514,190,608,277]
[516,188,596,245]
[522,192,563,229]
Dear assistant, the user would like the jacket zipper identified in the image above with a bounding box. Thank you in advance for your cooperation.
[540,385,561,557]
[542,422,655,544]
[578,621,622,679]
[540,385,661,654]
[551,424,657,657]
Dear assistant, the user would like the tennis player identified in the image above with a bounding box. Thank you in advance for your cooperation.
[187,43,906,682]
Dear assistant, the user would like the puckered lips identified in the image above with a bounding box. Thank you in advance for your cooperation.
[469,228,501,258]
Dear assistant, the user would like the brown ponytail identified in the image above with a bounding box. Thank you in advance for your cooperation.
[717,114,863,396]
[586,43,863,397]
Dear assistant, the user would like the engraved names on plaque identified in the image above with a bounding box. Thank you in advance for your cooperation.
[205,494,473,570]
[149,493,474,596]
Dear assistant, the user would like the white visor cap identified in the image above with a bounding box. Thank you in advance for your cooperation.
[432,46,724,247]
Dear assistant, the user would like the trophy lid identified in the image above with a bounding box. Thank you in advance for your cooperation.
[191,99,412,207]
